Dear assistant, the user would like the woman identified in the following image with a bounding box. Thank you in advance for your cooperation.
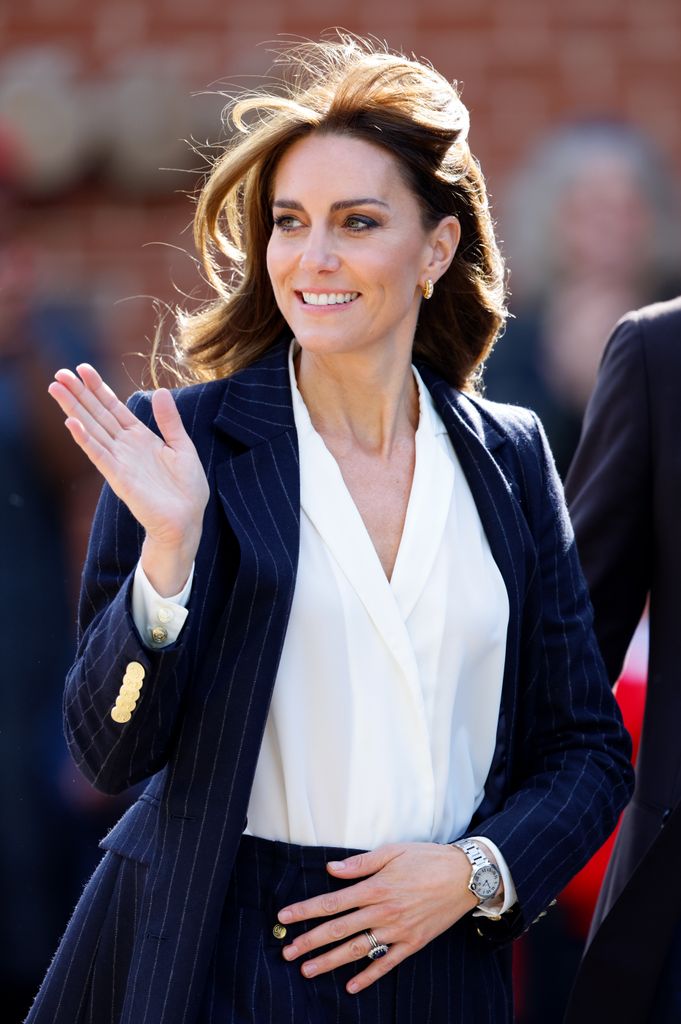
[27,36,633,1024]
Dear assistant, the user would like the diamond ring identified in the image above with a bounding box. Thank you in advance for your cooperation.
[365,929,389,961]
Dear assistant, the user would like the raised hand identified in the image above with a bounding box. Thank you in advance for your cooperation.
[48,363,209,595]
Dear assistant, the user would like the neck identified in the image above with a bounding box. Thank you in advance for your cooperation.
[294,344,419,458]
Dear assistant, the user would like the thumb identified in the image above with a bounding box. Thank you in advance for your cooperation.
[151,388,188,450]
[326,845,398,879]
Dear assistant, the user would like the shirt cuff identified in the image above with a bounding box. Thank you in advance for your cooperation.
[468,835,518,918]
[131,560,193,649]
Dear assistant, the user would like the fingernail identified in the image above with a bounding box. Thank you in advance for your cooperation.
[302,962,318,978]
[327,860,346,870]
[283,945,298,960]
[347,980,359,994]
[279,910,292,923]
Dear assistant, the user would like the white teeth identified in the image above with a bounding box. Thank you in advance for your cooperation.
[301,291,359,306]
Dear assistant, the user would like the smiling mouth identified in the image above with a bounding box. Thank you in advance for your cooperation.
[299,291,360,306]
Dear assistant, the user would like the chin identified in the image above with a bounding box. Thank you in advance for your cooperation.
[292,329,368,359]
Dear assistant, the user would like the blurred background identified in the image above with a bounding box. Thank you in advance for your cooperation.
[2,1,679,1021]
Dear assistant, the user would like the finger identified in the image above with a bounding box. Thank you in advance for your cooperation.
[282,907,380,961]
[345,942,408,995]
[298,929,394,980]
[55,366,130,442]
[51,369,130,448]
[151,388,190,450]
[63,417,118,479]
[326,846,401,880]
[279,878,376,925]
[49,379,119,454]
[75,363,139,430]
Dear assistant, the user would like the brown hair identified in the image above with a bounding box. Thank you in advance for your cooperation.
[164,34,507,391]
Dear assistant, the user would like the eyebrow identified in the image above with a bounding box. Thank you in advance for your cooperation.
[272,198,390,212]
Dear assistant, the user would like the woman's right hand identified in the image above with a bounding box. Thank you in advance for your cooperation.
[48,363,210,596]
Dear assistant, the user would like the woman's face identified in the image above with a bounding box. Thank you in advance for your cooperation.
[266,132,455,362]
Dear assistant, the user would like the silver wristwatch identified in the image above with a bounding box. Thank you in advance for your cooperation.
[452,839,501,903]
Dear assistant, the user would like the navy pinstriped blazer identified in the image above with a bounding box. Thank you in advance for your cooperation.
[58,337,633,1024]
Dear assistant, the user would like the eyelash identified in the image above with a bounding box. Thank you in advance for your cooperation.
[344,215,379,232]
[272,214,379,233]
[272,215,302,232]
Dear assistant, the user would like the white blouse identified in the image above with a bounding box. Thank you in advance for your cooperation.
[132,346,516,913]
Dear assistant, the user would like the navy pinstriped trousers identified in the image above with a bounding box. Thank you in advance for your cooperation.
[199,836,513,1023]
[26,836,513,1024]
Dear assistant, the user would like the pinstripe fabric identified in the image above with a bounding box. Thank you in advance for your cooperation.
[25,336,633,1024]
[418,364,634,942]
[197,835,513,1024]
[26,852,148,1024]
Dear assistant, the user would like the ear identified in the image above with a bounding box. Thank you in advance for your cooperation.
[424,216,461,283]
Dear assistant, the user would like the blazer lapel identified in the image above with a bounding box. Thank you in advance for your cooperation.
[165,337,301,821]
[418,365,531,814]
[209,337,301,771]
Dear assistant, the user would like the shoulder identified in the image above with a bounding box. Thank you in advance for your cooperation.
[127,338,292,429]
[605,296,681,368]
[446,382,554,500]
[466,393,554,503]
[465,390,540,436]
[460,389,546,459]
[418,360,548,470]
[584,297,681,415]
[126,377,231,431]
[172,377,232,425]
[625,294,681,334]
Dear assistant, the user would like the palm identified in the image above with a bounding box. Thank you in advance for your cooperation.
[48,364,209,545]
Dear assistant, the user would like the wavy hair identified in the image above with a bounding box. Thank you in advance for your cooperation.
[163,34,507,391]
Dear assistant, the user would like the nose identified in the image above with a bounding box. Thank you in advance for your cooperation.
[299,227,340,273]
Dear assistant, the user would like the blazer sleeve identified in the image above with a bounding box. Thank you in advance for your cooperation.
[63,391,194,795]
[473,411,634,943]
[564,313,652,682]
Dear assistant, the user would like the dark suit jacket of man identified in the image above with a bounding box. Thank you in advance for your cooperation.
[27,338,633,1024]
[564,297,681,1024]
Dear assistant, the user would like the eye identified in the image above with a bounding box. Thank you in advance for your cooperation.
[344,215,379,232]
[273,214,304,232]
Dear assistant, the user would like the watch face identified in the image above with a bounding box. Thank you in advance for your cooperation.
[472,865,500,900]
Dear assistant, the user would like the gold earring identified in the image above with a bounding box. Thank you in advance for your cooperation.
[422,279,434,300]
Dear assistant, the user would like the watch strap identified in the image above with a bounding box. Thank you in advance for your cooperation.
[452,839,501,903]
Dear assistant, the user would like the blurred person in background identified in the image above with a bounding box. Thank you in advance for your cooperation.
[483,120,681,479]
[563,296,681,1024]
[26,37,632,1024]
[0,125,123,1023]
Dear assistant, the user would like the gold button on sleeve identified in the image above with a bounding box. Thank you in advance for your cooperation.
[120,681,142,699]
[114,695,137,714]
[272,923,287,939]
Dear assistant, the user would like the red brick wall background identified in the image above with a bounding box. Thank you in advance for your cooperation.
[2,0,681,392]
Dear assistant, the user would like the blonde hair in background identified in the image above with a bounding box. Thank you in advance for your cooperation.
[158,32,508,392]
